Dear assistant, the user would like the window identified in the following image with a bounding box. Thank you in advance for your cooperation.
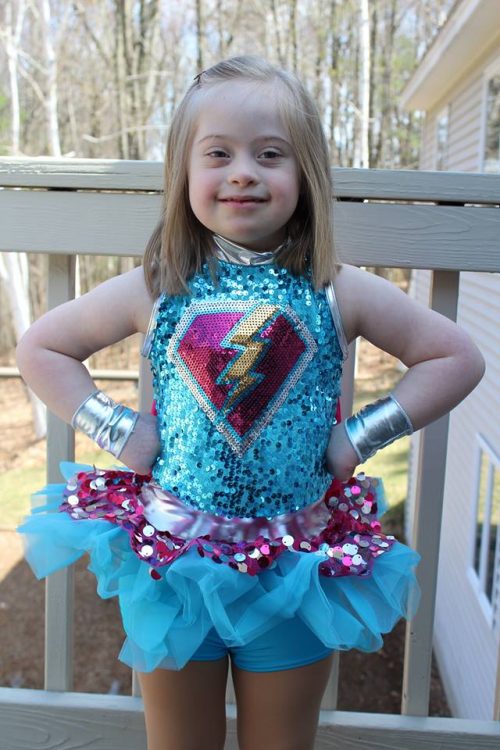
[481,59,500,173]
[471,437,500,625]
[435,107,449,170]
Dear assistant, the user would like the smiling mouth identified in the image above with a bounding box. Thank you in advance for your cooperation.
[219,197,267,203]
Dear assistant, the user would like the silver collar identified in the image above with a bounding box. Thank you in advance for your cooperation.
[212,234,285,266]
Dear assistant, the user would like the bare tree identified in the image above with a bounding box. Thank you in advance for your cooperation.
[289,0,297,73]
[269,0,286,66]
[195,0,204,72]
[3,0,25,154]
[39,0,61,156]
[0,0,46,437]
[109,0,162,160]
[372,0,398,167]
[358,0,370,168]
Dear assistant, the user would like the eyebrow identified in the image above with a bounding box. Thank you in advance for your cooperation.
[196,134,291,146]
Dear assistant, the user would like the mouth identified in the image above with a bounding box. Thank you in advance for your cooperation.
[218,196,267,204]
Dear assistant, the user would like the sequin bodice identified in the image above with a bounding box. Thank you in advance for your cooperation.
[148,258,344,518]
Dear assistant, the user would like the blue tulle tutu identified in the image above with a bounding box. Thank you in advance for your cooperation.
[18,461,421,672]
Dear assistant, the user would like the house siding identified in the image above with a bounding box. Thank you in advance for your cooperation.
[436,273,500,720]
[419,44,500,172]
[419,119,436,170]
[409,38,500,719]
[408,271,500,719]
[447,81,484,171]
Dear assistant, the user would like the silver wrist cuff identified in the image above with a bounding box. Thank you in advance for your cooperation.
[344,395,413,463]
[71,390,139,459]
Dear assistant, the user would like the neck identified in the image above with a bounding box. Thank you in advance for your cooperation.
[212,234,286,266]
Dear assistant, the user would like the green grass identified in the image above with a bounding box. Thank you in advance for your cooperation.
[0,465,46,530]
[1,449,119,531]
[358,436,410,506]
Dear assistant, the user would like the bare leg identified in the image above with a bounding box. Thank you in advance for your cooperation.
[232,653,334,750]
[138,657,229,750]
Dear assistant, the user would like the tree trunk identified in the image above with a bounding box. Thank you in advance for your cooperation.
[39,0,61,156]
[195,0,204,72]
[1,0,47,438]
[0,254,47,438]
[270,0,285,67]
[289,0,298,73]
[114,1,129,159]
[358,0,370,168]
[368,1,377,165]
[328,0,340,161]
[4,0,25,155]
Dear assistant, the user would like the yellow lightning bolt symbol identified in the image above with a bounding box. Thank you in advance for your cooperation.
[221,304,279,411]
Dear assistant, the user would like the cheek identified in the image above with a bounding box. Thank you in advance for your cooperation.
[188,179,198,209]
[276,165,300,200]
[188,175,218,228]
[188,186,206,226]
[277,175,300,209]
[188,172,206,214]
[189,171,216,208]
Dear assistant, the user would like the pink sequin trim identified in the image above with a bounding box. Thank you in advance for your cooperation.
[60,470,396,578]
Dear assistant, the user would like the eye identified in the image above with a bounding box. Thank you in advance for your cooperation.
[206,148,229,159]
[259,149,282,160]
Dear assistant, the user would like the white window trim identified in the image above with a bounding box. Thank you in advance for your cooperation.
[478,55,500,172]
[467,433,500,636]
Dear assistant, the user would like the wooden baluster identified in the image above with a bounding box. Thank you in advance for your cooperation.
[44,253,76,692]
[402,270,460,715]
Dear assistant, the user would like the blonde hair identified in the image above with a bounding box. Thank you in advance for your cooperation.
[144,55,338,297]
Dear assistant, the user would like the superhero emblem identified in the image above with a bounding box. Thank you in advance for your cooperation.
[167,300,317,454]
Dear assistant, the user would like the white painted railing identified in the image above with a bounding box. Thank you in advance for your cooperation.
[0,157,499,748]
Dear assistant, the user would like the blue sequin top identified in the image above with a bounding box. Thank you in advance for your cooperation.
[145,248,345,519]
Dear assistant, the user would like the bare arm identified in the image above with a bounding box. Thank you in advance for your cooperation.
[16,265,159,473]
[16,265,153,421]
[334,264,485,428]
[326,264,485,479]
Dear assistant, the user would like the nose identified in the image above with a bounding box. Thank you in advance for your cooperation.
[228,155,259,186]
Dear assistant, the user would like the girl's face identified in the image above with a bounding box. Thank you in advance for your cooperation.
[188,80,300,251]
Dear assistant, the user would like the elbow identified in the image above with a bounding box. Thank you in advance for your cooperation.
[472,347,486,387]
[459,336,486,393]
[16,331,30,382]
[16,326,37,384]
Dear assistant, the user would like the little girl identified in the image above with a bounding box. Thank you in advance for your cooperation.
[17,56,485,750]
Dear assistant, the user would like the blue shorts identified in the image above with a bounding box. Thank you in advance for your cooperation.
[191,616,334,672]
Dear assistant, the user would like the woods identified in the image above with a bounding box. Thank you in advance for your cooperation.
[0,0,454,374]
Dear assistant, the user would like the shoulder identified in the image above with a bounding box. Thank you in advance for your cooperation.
[19,265,156,362]
[329,263,394,344]
[331,262,397,298]
[330,263,477,367]
[117,265,156,334]
[81,264,155,334]
[330,262,415,350]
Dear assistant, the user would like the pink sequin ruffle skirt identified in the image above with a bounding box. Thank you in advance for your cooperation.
[17,462,421,672]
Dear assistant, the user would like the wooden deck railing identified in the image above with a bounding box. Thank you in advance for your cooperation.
[0,157,499,749]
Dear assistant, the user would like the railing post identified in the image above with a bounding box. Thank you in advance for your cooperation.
[44,253,76,692]
[131,350,154,698]
[318,339,357,710]
[495,643,500,720]
[402,270,460,716]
